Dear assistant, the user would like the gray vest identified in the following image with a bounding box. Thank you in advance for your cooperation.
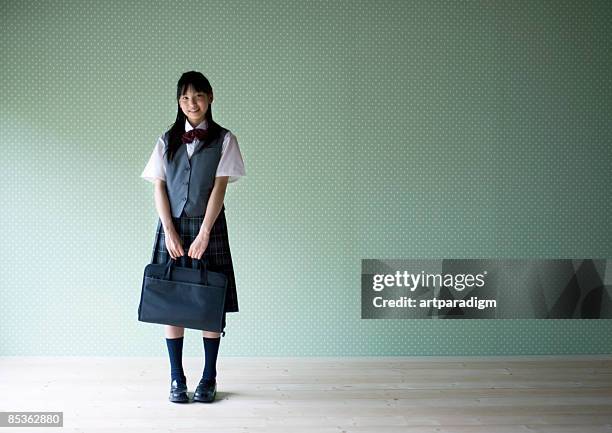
[163,126,227,218]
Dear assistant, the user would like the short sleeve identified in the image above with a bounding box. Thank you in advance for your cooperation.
[140,135,166,183]
[216,131,246,183]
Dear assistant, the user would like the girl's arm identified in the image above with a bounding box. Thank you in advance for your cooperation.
[153,179,176,234]
[199,176,230,237]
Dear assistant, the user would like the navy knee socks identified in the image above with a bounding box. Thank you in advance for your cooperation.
[165,335,221,383]
[165,336,186,382]
[202,336,221,381]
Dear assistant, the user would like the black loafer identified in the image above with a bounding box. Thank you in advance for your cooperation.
[169,378,189,403]
[193,378,216,403]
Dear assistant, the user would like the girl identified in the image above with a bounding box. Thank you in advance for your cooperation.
[140,71,245,403]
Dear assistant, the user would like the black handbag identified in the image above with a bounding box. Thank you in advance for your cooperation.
[138,256,228,332]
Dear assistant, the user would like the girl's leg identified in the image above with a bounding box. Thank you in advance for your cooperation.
[194,316,226,402]
[165,325,186,382]
[201,330,221,381]
[202,331,221,338]
[165,325,185,339]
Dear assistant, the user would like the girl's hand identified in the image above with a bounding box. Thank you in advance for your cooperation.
[188,232,210,260]
[164,227,185,259]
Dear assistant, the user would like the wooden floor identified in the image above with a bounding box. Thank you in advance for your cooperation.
[0,355,611,433]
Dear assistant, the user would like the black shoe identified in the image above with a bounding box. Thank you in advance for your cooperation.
[193,377,216,403]
[169,377,189,403]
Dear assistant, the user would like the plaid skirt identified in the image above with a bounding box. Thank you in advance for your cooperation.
[150,205,239,335]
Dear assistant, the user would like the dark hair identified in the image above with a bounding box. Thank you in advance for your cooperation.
[164,71,221,162]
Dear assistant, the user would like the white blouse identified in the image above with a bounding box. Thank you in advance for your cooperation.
[140,118,246,183]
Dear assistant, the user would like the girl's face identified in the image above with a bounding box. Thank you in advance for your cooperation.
[179,86,213,127]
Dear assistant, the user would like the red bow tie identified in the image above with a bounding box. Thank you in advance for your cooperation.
[181,128,208,144]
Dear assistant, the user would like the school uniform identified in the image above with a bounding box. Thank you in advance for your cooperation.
[141,118,245,337]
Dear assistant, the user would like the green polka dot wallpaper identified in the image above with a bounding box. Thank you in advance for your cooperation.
[1,0,611,356]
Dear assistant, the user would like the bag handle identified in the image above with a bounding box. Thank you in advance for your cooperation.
[164,255,210,284]
[195,257,209,285]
